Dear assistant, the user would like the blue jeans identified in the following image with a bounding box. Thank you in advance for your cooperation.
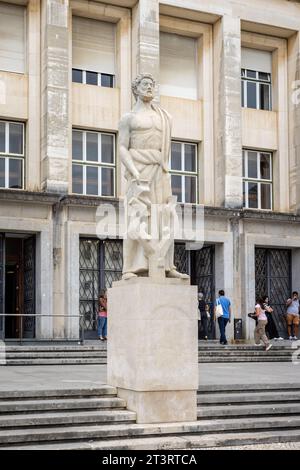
[98,317,107,337]
[218,317,229,344]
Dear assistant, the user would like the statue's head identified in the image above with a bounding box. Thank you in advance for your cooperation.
[132,73,156,102]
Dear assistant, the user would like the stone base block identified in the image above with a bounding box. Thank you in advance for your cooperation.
[118,389,197,424]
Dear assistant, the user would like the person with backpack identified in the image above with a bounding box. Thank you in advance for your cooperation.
[214,290,231,345]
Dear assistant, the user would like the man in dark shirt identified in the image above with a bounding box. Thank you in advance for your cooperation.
[198,292,208,340]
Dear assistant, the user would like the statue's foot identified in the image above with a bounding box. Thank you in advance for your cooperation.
[166,269,190,280]
[122,272,138,281]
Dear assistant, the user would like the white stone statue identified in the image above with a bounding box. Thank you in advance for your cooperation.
[119,73,189,281]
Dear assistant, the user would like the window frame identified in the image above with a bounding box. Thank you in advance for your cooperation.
[170,141,198,204]
[243,149,273,211]
[72,129,116,197]
[0,120,25,190]
[241,69,272,111]
[72,68,115,88]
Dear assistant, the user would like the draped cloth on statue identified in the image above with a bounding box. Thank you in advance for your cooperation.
[123,104,176,275]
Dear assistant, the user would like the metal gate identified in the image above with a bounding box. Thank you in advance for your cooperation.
[23,236,36,338]
[0,235,3,338]
[79,239,123,337]
[255,248,291,338]
[174,244,216,339]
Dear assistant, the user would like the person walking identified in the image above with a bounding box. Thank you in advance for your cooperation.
[263,295,282,340]
[214,290,231,345]
[286,291,300,340]
[254,297,273,351]
[198,292,208,340]
[97,290,108,341]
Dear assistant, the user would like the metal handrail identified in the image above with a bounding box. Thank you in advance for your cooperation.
[0,313,86,344]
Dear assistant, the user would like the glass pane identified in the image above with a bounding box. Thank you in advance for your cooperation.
[185,176,196,203]
[72,130,83,160]
[72,164,83,194]
[243,181,246,207]
[86,166,98,195]
[261,183,271,210]
[86,71,98,86]
[101,167,114,196]
[260,83,270,110]
[246,81,257,109]
[72,69,83,83]
[0,158,5,187]
[260,153,271,180]
[9,123,23,154]
[258,72,270,82]
[101,74,114,88]
[171,174,182,203]
[171,142,181,171]
[241,80,244,107]
[248,182,258,208]
[86,132,98,162]
[184,144,196,172]
[246,70,256,79]
[0,122,5,153]
[101,134,114,164]
[247,151,258,178]
[8,159,22,188]
[242,150,245,177]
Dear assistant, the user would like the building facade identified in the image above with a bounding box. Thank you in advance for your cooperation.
[1,0,300,341]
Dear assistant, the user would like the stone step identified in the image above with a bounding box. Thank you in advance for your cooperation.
[0,397,126,413]
[5,351,107,358]
[198,383,300,393]
[198,350,293,355]
[0,409,136,428]
[0,386,117,400]
[5,358,107,365]
[198,356,292,362]
[197,403,300,418]
[1,415,300,445]
[197,390,300,404]
[3,428,300,450]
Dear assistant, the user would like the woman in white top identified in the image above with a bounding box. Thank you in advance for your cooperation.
[254,298,273,351]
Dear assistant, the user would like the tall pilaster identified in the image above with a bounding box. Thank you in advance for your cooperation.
[41,0,70,194]
[214,15,243,209]
[288,32,300,214]
[132,0,160,84]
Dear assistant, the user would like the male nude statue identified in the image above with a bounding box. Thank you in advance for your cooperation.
[119,73,189,281]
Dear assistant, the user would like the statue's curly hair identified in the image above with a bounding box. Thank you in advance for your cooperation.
[131,73,156,100]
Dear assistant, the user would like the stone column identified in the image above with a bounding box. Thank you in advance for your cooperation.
[41,0,70,194]
[213,15,243,209]
[288,32,300,214]
[132,0,160,83]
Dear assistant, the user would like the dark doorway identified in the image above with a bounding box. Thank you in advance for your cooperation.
[175,243,216,339]
[255,247,291,339]
[0,234,36,340]
[79,239,123,339]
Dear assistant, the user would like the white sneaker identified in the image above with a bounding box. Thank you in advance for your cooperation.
[265,344,272,351]
[289,336,293,340]
[293,336,298,340]
[278,337,284,341]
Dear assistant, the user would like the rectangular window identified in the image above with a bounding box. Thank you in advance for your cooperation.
[72,16,116,88]
[241,69,272,110]
[160,32,198,100]
[0,3,25,73]
[72,129,115,197]
[0,121,24,189]
[170,141,198,203]
[243,149,272,210]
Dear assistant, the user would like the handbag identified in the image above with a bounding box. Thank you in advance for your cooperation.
[215,299,223,318]
[248,312,257,320]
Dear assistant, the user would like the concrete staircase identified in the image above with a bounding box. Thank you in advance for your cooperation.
[2,341,297,365]
[1,383,300,449]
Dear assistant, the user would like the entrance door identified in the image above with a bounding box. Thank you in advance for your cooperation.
[79,239,123,339]
[0,234,36,340]
[174,244,216,339]
[255,248,291,338]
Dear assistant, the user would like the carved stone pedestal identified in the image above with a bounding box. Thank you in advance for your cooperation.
[107,278,198,424]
